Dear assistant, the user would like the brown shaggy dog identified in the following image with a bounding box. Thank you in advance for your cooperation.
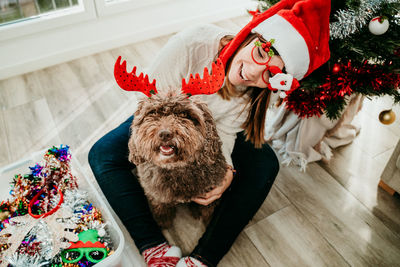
[128,91,227,228]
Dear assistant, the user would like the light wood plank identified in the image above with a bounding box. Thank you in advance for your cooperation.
[111,38,165,70]
[0,72,43,109]
[3,98,62,162]
[374,147,395,164]
[73,94,138,165]
[276,164,400,266]
[219,232,270,267]
[361,95,400,137]
[246,205,348,267]
[247,184,291,228]
[67,52,115,90]
[351,106,399,158]
[0,110,10,167]
[35,63,91,126]
[57,83,132,151]
[320,139,400,236]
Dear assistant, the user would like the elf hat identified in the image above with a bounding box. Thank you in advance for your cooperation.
[219,0,331,81]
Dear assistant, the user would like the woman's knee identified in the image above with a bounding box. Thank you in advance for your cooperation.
[261,143,280,178]
[232,144,280,200]
[257,144,280,196]
[88,140,103,170]
[89,116,133,169]
[88,137,127,174]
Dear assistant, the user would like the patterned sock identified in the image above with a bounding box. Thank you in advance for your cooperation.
[176,256,208,267]
[142,242,182,267]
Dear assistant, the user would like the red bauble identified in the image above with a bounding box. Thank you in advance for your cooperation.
[332,63,341,73]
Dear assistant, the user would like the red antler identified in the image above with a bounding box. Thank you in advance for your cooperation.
[114,56,158,97]
[181,58,225,96]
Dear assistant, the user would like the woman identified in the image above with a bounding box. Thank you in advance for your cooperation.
[88,0,331,266]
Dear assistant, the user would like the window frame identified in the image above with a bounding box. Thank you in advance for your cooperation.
[0,0,96,42]
[94,0,166,17]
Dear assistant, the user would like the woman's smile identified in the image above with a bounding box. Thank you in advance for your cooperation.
[239,63,250,81]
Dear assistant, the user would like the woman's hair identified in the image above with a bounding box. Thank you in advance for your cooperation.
[216,32,271,148]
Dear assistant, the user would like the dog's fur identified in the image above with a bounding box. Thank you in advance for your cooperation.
[128,91,227,228]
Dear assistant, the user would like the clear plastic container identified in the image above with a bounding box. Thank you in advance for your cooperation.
[0,149,125,267]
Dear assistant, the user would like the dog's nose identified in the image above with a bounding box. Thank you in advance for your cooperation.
[158,130,172,141]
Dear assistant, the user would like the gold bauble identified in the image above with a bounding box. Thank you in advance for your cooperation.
[379,109,396,125]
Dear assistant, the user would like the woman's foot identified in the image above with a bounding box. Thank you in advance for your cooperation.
[142,242,182,267]
[176,256,208,267]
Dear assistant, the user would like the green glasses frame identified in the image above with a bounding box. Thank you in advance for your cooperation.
[61,247,108,264]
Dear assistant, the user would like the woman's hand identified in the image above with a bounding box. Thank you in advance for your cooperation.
[192,166,234,206]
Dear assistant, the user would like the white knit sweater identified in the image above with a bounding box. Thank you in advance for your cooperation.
[145,24,248,166]
[143,23,363,170]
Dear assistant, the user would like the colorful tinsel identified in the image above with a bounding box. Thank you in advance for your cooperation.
[0,145,114,267]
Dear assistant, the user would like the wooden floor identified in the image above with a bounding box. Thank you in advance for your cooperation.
[1,16,400,267]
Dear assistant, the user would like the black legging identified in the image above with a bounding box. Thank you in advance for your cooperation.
[88,115,279,267]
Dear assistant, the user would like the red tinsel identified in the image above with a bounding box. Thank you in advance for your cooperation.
[284,60,400,118]
[285,88,328,118]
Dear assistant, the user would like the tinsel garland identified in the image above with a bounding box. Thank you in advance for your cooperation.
[285,88,327,118]
[285,60,400,118]
[330,0,399,39]
[0,145,114,267]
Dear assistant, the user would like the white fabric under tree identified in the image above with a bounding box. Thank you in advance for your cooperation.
[265,93,364,171]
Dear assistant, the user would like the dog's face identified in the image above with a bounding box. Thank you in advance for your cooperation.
[129,92,211,169]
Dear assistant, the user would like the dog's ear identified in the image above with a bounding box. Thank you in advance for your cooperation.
[195,102,223,160]
[128,105,146,165]
[128,127,146,165]
[132,100,146,126]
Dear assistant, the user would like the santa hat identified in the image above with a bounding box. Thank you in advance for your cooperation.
[219,0,331,81]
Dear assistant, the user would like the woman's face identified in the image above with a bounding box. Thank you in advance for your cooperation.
[228,38,285,88]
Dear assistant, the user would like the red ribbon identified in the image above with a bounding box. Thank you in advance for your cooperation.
[28,185,64,219]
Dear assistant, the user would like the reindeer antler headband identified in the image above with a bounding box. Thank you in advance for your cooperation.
[114,56,225,97]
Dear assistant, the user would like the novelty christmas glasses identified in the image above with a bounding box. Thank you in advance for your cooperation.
[251,39,282,85]
[250,38,300,93]
[61,247,108,264]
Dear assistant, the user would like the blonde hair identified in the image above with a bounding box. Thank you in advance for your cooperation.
[216,33,271,148]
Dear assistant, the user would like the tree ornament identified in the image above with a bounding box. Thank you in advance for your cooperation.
[368,16,389,35]
[379,109,396,125]
[332,63,341,74]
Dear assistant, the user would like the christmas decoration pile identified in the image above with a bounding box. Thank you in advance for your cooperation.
[255,0,400,120]
[0,145,114,267]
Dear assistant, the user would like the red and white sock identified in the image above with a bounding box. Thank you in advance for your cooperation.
[176,256,208,267]
[142,242,182,267]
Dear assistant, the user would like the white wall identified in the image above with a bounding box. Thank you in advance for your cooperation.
[0,0,256,80]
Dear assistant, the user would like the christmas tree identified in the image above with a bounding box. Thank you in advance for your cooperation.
[254,0,400,119]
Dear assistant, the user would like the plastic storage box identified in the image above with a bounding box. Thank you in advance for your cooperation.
[0,149,125,267]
